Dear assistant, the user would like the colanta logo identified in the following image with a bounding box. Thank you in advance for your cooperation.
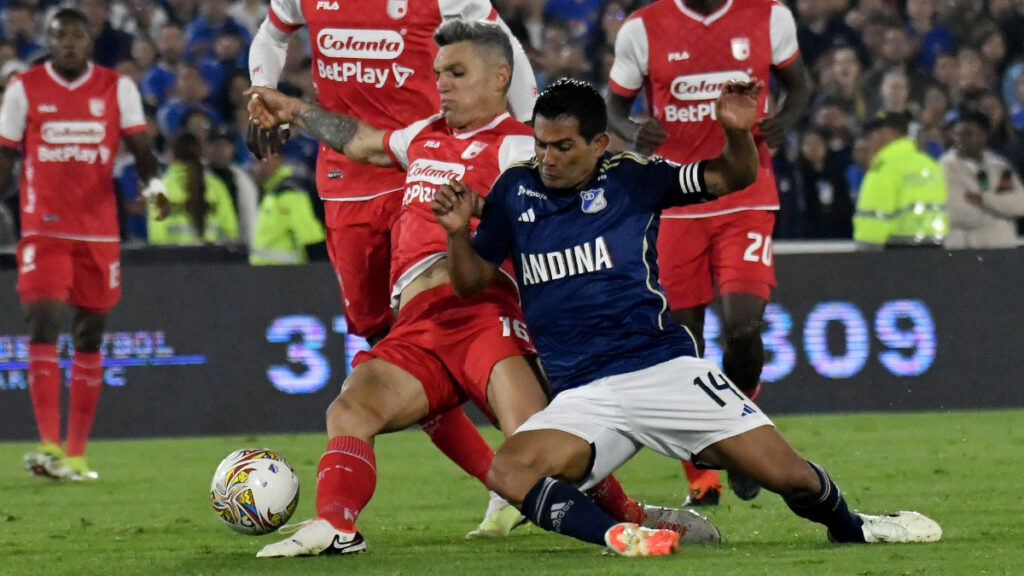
[670,71,751,101]
[317,29,405,59]
[40,121,106,144]
[406,159,466,185]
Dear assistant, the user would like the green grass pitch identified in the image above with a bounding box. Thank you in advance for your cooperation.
[1,409,1021,576]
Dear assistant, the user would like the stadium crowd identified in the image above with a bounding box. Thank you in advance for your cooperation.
[0,0,1023,251]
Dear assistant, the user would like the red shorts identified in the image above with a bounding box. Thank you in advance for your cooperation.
[657,210,777,309]
[323,191,403,338]
[352,280,535,417]
[16,235,121,312]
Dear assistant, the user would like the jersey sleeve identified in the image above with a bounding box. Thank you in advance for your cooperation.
[117,76,147,134]
[439,0,495,21]
[608,17,649,97]
[626,156,711,210]
[249,17,293,88]
[497,135,535,172]
[770,3,800,67]
[0,77,28,147]
[383,115,439,170]
[471,170,515,265]
[268,0,305,31]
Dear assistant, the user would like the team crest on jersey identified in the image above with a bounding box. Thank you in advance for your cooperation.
[89,98,105,117]
[461,141,487,159]
[387,0,408,19]
[579,188,607,214]
[731,37,750,61]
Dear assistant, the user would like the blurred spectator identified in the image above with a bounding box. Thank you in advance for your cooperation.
[861,23,936,116]
[3,3,45,62]
[543,0,601,45]
[131,36,157,74]
[125,0,171,40]
[916,84,951,158]
[795,0,867,72]
[931,50,958,96]
[937,0,988,45]
[813,46,869,124]
[532,21,587,87]
[198,29,248,119]
[248,154,325,265]
[156,63,221,137]
[140,24,186,109]
[969,22,1008,79]
[853,111,948,248]
[183,0,251,61]
[905,0,953,72]
[206,126,258,248]
[955,46,991,103]
[79,0,134,67]
[166,0,199,27]
[940,110,1024,248]
[149,131,238,245]
[975,89,1023,166]
[227,0,267,37]
[796,129,854,238]
[845,134,871,199]
[877,68,912,116]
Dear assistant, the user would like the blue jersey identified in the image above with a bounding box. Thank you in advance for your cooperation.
[472,152,715,395]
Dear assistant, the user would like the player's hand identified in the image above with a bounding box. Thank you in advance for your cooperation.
[152,193,171,220]
[631,117,668,155]
[246,119,291,161]
[757,115,786,149]
[245,87,302,130]
[431,179,478,236]
[140,177,171,220]
[716,79,764,133]
[965,191,983,205]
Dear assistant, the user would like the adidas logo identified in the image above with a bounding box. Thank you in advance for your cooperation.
[740,404,756,417]
[518,208,536,222]
[549,500,573,531]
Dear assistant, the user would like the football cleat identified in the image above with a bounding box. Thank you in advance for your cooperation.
[726,470,761,501]
[63,456,99,482]
[851,511,943,543]
[683,486,720,507]
[257,518,367,558]
[465,502,526,539]
[603,522,680,557]
[641,505,720,544]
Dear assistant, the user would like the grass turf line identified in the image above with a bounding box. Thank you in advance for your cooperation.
[0,409,1021,576]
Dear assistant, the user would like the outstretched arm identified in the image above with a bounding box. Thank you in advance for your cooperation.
[246,86,393,167]
[703,80,764,197]
[431,180,497,297]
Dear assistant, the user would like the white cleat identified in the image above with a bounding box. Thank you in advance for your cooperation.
[466,502,526,539]
[641,504,721,544]
[856,511,942,543]
[256,518,367,558]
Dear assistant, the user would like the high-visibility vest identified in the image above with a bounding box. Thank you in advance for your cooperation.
[854,137,948,246]
[148,162,239,245]
[250,166,325,266]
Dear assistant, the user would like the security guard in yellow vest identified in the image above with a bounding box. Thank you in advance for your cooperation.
[854,111,948,248]
[250,157,325,265]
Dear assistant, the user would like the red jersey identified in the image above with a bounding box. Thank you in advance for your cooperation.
[0,62,147,240]
[383,112,533,298]
[262,0,536,201]
[609,0,799,217]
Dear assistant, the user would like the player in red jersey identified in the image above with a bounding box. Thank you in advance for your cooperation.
[606,0,810,506]
[0,9,167,481]
[247,21,716,556]
[246,0,538,535]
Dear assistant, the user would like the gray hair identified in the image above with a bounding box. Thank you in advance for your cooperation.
[433,20,513,91]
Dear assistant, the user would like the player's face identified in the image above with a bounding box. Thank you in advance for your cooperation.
[954,121,987,158]
[48,18,92,77]
[434,42,507,131]
[533,115,608,190]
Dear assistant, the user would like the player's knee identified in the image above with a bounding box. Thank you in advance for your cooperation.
[25,309,63,343]
[325,391,388,439]
[486,445,547,504]
[765,460,821,501]
[723,318,765,345]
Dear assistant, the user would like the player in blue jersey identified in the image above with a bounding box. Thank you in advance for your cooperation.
[432,78,942,556]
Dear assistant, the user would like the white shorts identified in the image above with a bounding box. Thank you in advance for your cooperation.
[516,356,773,491]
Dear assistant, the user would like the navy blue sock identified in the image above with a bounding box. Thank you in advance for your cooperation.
[785,461,866,543]
[521,477,618,546]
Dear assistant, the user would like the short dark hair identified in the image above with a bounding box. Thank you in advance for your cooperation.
[50,8,91,33]
[434,20,513,90]
[955,109,992,132]
[532,78,607,142]
[864,110,910,135]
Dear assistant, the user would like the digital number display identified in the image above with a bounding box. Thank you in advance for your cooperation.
[265,315,369,394]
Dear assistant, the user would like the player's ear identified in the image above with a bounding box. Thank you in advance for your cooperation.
[590,132,610,155]
[495,62,512,95]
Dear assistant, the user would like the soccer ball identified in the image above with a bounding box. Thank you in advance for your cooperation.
[210,448,300,535]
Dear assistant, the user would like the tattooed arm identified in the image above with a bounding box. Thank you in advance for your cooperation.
[246,86,393,167]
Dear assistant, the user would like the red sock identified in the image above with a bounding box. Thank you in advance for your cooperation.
[28,343,61,446]
[682,460,722,494]
[588,475,645,524]
[65,351,103,457]
[316,436,377,531]
[419,407,493,485]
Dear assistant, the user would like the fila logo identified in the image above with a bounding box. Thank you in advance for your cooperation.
[424,140,441,148]
[668,51,690,62]
[38,104,58,113]
[316,1,339,9]
[518,208,536,222]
